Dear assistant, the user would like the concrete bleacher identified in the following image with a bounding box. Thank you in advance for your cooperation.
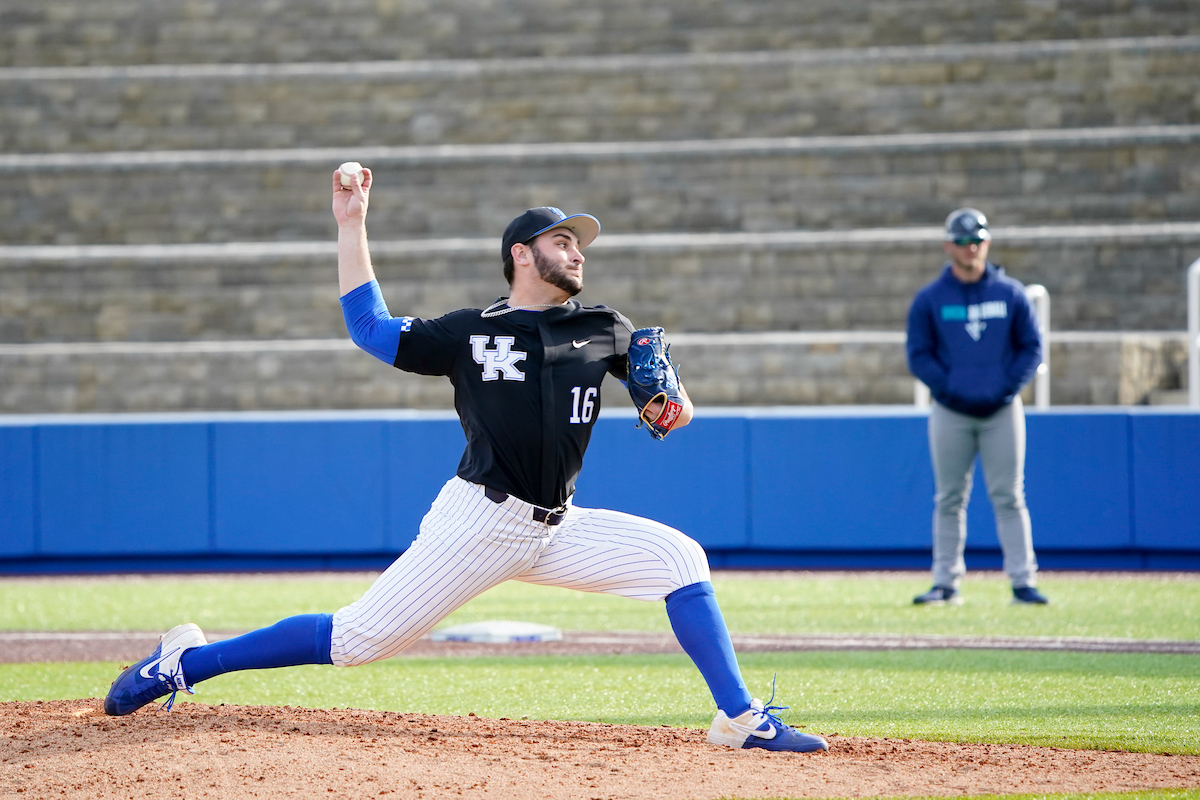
[5,0,1200,66]
[4,128,1200,245]
[3,225,1197,343]
[0,329,1188,412]
[5,37,1199,153]
[0,0,1195,413]
[2,223,1194,411]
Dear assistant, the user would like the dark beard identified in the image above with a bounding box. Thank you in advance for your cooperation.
[533,246,583,296]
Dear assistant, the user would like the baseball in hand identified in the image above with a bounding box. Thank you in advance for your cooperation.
[338,162,364,187]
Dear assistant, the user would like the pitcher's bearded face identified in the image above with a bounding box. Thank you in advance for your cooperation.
[532,237,583,296]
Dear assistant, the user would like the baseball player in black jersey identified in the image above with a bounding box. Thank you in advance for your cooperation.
[103,166,828,753]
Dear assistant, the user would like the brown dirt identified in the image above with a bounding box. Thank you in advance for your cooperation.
[5,572,1199,799]
[2,700,1199,799]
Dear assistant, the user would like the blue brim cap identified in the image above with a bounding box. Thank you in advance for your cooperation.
[944,207,992,242]
[501,207,601,261]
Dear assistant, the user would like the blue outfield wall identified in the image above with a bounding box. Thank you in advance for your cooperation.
[0,407,1197,573]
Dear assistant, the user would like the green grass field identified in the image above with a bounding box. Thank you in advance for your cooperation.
[4,570,1198,638]
[3,571,1199,760]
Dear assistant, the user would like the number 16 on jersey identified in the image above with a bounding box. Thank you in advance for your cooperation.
[569,386,597,424]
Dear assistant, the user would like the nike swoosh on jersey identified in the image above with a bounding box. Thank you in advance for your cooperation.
[728,718,777,740]
[572,339,591,349]
[138,646,181,679]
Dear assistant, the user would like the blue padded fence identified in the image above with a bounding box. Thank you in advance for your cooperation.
[1,407,1197,573]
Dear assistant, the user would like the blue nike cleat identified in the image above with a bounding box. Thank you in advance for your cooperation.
[1012,586,1050,605]
[913,585,962,605]
[104,623,208,716]
[707,690,828,753]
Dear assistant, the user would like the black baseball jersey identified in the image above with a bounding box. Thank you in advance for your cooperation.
[393,301,635,509]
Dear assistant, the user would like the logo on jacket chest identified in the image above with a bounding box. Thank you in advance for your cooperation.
[470,335,527,381]
[941,301,1007,342]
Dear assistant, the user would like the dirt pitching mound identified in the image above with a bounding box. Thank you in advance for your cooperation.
[3,700,1199,799]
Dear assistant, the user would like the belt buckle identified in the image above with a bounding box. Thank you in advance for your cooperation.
[537,505,567,526]
[484,485,565,526]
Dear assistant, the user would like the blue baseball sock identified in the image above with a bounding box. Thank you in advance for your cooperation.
[179,613,334,685]
[665,581,752,716]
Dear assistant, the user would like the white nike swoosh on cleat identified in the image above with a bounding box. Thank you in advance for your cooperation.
[138,647,181,679]
[728,719,777,740]
[572,339,590,348]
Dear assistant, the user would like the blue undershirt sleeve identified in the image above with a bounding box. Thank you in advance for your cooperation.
[340,280,407,365]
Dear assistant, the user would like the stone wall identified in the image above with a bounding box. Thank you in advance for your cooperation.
[3,131,1199,246]
[5,39,1198,153]
[4,0,1199,66]
[1051,332,1190,405]
[1,0,1196,413]
[0,333,1185,413]
[2,227,1196,348]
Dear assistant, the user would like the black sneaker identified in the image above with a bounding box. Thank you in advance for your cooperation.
[1012,586,1050,605]
[913,586,962,605]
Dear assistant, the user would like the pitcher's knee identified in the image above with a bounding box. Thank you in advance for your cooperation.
[677,534,712,586]
[329,633,396,668]
[648,527,710,590]
[329,606,424,668]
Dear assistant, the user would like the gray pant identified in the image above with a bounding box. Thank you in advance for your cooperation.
[928,396,1038,589]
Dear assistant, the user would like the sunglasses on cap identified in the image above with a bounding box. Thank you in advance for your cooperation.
[951,236,987,246]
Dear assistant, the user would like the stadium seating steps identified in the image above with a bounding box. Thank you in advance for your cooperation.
[0,0,1193,411]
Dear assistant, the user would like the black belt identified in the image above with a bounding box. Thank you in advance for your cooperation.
[483,486,566,526]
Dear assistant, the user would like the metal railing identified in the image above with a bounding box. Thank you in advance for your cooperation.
[1189,256,1200,408]
[914,283,1050,409]
[1026,284,1051,409]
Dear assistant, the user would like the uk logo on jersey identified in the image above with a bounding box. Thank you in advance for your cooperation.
[470,335,527,381]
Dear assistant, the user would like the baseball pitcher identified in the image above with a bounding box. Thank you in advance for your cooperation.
[103,165,829,754]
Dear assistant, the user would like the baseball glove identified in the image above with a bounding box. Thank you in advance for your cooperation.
[626,327,685,440]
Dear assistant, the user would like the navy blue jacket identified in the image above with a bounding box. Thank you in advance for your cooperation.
[906,263,1042,418]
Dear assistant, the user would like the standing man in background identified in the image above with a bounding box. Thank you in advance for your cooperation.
[906,208,1049,606]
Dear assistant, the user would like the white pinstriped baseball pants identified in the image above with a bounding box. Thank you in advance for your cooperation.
[330,476,711,667]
